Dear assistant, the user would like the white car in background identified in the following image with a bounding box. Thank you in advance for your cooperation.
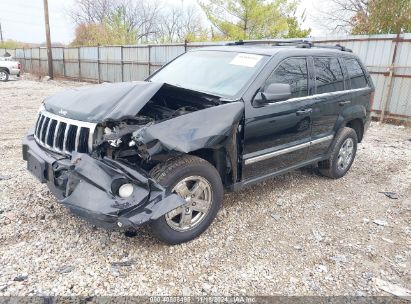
[0,56,21,82]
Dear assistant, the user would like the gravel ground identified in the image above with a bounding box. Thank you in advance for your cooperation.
[0,78,410,297]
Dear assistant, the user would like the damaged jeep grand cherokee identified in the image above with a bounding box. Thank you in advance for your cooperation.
[23,41,374,244]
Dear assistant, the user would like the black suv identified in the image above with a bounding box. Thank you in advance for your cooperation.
[23,41,374,244]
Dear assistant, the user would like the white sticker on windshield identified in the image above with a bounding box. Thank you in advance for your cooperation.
[229,53,263,67]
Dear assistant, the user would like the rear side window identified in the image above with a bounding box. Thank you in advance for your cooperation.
[314,57,344,94]
[344,58,368,89]
[265,58,308,99]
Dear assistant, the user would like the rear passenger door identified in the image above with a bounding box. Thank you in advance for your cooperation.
[343,57,373,126]
[307,56,347,158]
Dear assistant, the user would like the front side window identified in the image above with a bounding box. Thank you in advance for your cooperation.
[265,58,309,99]
[344,58,368,89]
[314,57,344,94]
[150,51,269,97]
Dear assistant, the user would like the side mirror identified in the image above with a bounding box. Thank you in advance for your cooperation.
[254,83,292,104]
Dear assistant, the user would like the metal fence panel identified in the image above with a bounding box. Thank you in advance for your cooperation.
[31,48,40,59]
[123,46,149,62]
[80,62,98,80]
[99,46,121,61]
[65,62,79,78]
[123,64,149,81]
[370,74,386,111]
[80,47,98,60]
[100,63,122,82]
[150,45,185,66]
[7,34,411,122]
[64,48,79,60]
[39,48,48,60]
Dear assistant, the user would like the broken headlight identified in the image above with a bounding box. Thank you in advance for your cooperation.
[111,178,134,198]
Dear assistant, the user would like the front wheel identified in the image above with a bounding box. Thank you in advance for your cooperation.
[149,155,223,244]
[0,70,9,82]
[318,127,358,179]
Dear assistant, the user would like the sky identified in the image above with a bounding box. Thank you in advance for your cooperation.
[0,0,326,44]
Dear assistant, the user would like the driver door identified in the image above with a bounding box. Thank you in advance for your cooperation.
[242,57,315,181]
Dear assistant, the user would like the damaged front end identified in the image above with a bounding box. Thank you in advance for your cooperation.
[23,81,244,230]
[23,133,185,229]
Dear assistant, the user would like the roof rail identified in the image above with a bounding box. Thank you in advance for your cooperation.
[226,39,352,52]
[226,39,313,48]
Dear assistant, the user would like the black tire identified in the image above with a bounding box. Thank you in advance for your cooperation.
[149,155,223,245]
[318,127,358,179]
[0,69,9,82]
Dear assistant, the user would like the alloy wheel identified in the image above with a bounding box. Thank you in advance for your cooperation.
[0,71,7,81]
[337,138,354,171]
[165,176,213,231]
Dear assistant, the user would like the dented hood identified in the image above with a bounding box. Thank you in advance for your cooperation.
[43,81,164,122]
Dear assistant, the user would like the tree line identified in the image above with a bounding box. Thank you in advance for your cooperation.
[1,0,409,48]
[69,0,310,46]
[320,0,411,34]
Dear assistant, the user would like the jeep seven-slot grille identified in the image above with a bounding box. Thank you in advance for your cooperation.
[34,111,96,154]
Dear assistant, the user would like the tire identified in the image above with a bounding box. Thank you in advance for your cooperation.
[318,127,358,179]
[0,69,9,82]
[149,155,223,245]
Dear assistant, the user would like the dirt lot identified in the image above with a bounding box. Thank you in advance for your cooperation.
[0,78,410,297]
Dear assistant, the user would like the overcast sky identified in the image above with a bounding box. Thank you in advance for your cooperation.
[0,0,325,44]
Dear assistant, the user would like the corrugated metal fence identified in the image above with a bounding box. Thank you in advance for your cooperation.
[2,33,411,123]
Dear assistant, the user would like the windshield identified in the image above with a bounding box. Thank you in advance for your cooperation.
[150,50,269,97]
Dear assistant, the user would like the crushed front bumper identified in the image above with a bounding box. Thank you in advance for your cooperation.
[22,130,185,229]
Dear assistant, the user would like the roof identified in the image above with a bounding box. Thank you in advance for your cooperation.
[192,45,356,57]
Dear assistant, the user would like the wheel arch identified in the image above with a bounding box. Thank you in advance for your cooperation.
[0,67,10,74]
[336,105,366,143]
[189,147,233,187]
[345,118,364,142]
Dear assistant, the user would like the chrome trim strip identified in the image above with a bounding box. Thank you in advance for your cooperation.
[88,128,94,152]
[264,87,370,106]
[311,135,334,145]
[33,110,97,155]
[74,126,81,151]
[244,135,334,165]
[38,110,97,129]
[245,142,311,165]
[53,121,60,150]
[62,124,71,153]
[44,119,52,148]
[37,115,46,142]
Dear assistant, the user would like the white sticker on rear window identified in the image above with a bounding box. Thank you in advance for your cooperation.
[229,53,263,67]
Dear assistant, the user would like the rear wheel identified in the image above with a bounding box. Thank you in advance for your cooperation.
[318,127,358,179]
[0,70,9,82]
[149,155,223,244]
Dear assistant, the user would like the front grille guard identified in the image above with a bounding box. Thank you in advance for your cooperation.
[34,110,97,155]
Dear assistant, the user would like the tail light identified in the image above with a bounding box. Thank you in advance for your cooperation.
[18,62,21,69]
[370,91,375,110]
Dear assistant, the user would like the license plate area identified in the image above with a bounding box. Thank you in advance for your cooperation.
[27,150,47,183]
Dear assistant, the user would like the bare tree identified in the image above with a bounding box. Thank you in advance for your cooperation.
[114,0,162,42]
[70,0,116,24]
[70,0,161,43]
[157,5,208,43]
[315,0,369,33]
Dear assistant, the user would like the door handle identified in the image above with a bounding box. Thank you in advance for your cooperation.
[296,108,312,115]
[339,100,351,106]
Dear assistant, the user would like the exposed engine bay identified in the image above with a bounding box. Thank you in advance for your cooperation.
[95,84,227,171]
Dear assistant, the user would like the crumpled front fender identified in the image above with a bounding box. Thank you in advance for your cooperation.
[23,131,185,229]
[56,152,185,229]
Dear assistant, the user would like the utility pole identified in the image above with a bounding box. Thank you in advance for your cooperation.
[43,0,53,79]
[0,20,4,43]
